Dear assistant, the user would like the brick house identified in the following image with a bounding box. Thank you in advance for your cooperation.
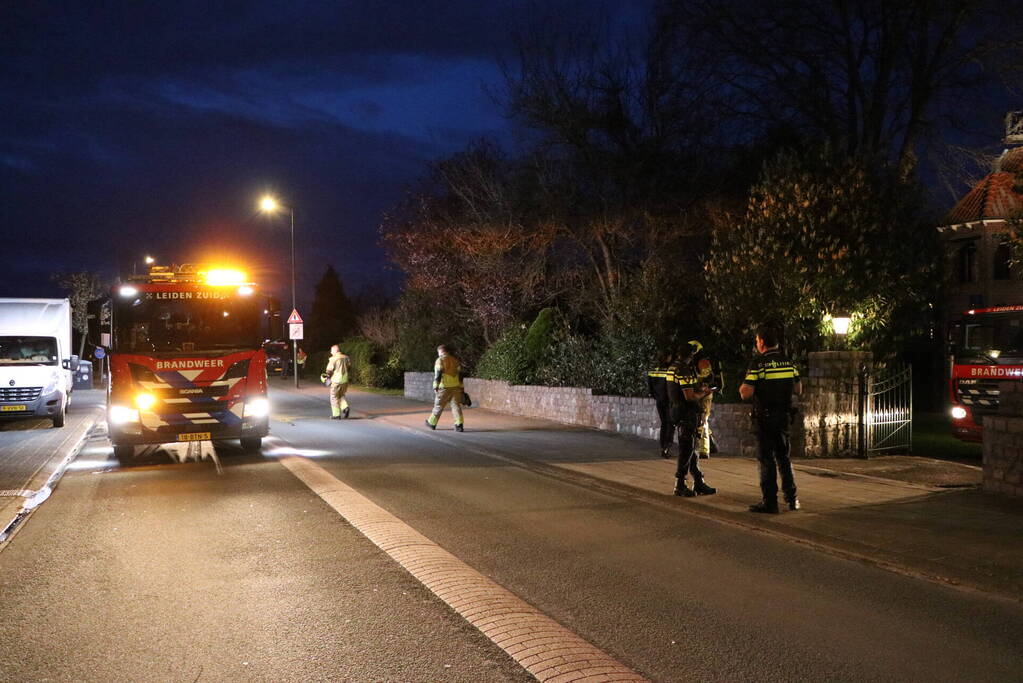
[937,114,1023,322]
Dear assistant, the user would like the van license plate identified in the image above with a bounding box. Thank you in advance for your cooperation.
[1,405,27,412]
[178,432,211,442]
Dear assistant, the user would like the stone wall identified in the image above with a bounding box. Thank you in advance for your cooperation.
[796,351,872,458]
[405,371,760,455]
[983,380,1023,498]
[404,350,871,458]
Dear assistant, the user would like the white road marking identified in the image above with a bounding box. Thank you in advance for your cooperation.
[278,454,648,682]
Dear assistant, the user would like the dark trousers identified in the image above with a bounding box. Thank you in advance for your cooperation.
[656,399,674,450]
[675,419,705,482]
[756,411,796,501]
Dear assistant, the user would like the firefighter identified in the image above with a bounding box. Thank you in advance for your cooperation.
[647,351,675,458]
[668,345,717,497]
[324,344,351,419]
[688,340,720,459]
[426,344,464,432]
[739,324,802,513]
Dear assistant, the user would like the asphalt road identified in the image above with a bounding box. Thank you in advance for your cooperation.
[1,385,1021,682]
[0,389,101,494]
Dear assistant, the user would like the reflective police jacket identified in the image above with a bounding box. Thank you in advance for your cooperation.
[743,349,800,412]
[647,364,672,404]
[666,362,701,426]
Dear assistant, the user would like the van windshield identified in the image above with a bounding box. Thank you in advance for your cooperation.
[0,336,59,366]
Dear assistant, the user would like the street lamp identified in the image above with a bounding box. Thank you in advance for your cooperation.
[259,194,299,389]
[133,254,156,276]
[831,314,852,336]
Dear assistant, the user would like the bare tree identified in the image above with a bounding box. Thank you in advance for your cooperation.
[52,271,107,356]
[669,0,1023,178]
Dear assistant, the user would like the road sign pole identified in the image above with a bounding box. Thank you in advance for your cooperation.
[287,310,304,389]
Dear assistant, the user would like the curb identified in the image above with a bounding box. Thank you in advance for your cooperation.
[0,407,103,548]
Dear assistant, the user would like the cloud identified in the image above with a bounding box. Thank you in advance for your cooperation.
[0,0,653,300]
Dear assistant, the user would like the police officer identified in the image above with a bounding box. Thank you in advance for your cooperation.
[688,340,720,459]
[647,352,675,458]
[739,324,802,513]
[668,343,717,497]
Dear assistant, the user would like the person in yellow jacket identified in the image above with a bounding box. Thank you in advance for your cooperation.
[688,340,720,458]
[426,345,464,432]
[323,344,351,419]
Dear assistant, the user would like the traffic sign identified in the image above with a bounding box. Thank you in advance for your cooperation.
[289,323,304,340]
[94,347,106,359]
[287,309,303,324]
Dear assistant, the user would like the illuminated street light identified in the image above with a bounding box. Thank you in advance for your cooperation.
[259,194,299,389]
[259,195,279,213]
[133,254,156,276]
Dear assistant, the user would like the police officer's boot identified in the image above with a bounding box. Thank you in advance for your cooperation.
[660,447,671,459]
[693,479,716,496]
[673,478,695,497]
[749,499,779,514]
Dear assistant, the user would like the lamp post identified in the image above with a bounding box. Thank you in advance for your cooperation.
[259,195,299,389]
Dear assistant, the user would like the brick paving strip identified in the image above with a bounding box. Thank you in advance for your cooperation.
[279,454,648,683]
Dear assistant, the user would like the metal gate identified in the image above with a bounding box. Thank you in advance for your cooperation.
[858,364,913,455]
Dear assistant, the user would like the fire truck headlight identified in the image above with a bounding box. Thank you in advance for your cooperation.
[109,405,140,424]
[134,393,156,411]
[245,397,270,418]
[119,285,138,298]
[237,285,254,296]
[950,406,967,420]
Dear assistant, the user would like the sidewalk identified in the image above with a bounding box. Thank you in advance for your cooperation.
[321,385,1023,603]
[0,390,103,544]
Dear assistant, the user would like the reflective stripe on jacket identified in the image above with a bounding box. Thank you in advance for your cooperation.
[434,355,462,389]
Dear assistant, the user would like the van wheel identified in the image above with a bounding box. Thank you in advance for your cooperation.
[240,437,262,452]
[52,406,65,428]
[114,445,134,464]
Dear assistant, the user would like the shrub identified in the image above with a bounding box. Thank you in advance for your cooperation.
[475,326,530,383]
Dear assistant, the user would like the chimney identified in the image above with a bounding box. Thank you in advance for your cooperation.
[1005,111,1023,145]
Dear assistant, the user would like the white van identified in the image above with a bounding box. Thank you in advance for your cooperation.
[0,298,79,428]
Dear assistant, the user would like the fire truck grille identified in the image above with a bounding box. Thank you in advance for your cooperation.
[0,386,42,402]
[957,380,1002,414]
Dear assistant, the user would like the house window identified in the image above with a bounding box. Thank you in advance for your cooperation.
[993,235,1012,280]
[958,242,977,283]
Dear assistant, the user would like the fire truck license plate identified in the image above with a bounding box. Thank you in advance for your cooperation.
[178,432,211,442]
[1,405,27,412]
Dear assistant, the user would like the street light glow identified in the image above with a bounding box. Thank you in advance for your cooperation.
[144,255,155,264]
[259,195,279,213]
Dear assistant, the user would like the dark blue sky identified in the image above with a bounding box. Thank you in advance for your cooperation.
[0,2,649,308]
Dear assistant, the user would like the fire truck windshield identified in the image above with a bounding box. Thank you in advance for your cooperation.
[113,294,261,354]
[960,312,1023,359]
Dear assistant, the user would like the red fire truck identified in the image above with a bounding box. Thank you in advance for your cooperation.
[948,305,1023,441]
[105,264,270,462]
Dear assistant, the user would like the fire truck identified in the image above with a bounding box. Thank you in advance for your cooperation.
[948,305,1023,441]
[104,264,270,462]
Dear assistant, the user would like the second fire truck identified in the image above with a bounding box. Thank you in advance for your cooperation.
[948,305,1023,441]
